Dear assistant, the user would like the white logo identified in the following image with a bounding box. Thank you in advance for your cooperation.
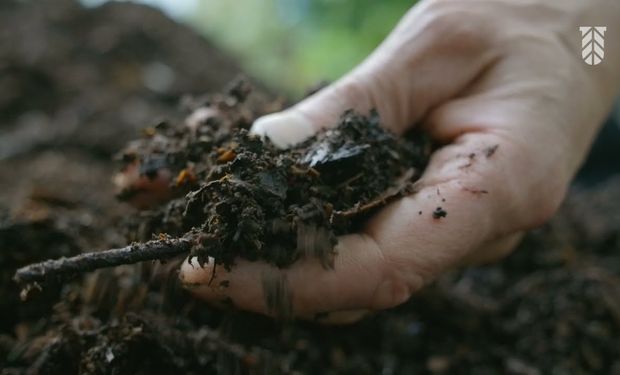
[580,26,606,65]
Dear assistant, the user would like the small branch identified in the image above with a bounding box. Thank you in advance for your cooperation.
[13,237,192,287]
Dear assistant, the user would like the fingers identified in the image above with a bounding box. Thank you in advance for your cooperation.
[250,75,376,148]
[179,233,423,319]
[251,110,317,149]
[424,96,571,226]
[460,232,523,266]
[178,178,521,322]
[114,105,218,209]
[113,161,173,209]
[250,2,497,147]
[180,131,530,320]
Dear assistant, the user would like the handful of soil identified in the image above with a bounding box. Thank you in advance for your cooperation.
[14,84,431,289]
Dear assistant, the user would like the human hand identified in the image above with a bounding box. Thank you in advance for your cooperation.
[180,0,620,322]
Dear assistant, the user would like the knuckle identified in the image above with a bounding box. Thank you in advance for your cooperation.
[420,1,491,51]
[370,263,423,310]
[528,182,567,227]
[461,139,568,230]
[501,147,569,229]
[331,76,372,110]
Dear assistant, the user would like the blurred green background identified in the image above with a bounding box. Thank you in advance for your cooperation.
[82,0,414,96]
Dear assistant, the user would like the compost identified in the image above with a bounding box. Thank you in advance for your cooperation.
[2,1,620,374]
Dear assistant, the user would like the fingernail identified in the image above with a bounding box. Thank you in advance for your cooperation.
[179,256,214,286]
[250,111,316,149]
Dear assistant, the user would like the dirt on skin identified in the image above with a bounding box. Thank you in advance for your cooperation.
[2,1,620,374]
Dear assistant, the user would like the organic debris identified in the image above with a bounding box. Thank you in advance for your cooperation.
[14,84,431,290]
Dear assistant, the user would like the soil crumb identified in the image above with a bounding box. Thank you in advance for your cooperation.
[433,207,447,219]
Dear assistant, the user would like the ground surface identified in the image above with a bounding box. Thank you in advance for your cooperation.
[1,1,620,374]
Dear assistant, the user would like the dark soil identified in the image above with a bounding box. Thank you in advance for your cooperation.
[14,81,430,289]
[2,1,620,374]
[117,95,429,270]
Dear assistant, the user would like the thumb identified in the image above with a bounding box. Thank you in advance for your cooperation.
[251,5,496,148]
[250,74,376,148]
